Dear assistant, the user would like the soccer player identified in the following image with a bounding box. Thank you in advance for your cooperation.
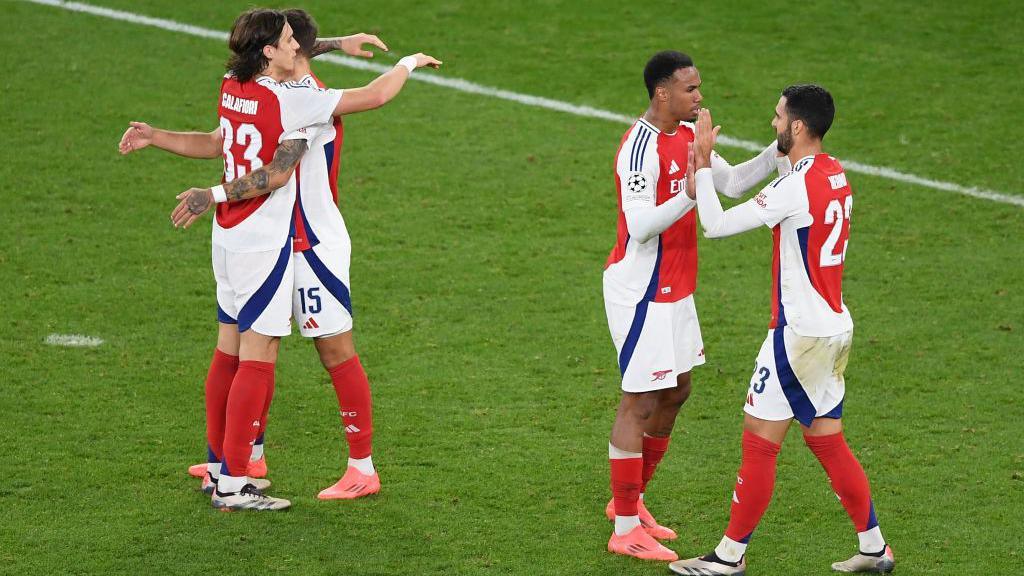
[127,8,440,511]
[122,22,391,491]
[603,51,790,561]
[668,87,894,574]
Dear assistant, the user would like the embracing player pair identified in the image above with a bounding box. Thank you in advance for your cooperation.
[120,8,440,510]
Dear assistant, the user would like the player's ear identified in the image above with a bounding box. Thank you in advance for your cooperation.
[263,44,275,60]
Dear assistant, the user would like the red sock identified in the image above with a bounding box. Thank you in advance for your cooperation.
[609,457,643,517]
[221,360,274,477]
[204,349,238,462]
[328,356,373,460]
[804,432,878,532]
[641,434,671,492]
[254,377,275,449]
[725,430,782,543]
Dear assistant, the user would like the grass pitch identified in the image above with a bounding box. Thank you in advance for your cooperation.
[1,1,1022,574]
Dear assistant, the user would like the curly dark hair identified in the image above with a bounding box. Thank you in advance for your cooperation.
[283,9,319,58]
[226,8,287,83]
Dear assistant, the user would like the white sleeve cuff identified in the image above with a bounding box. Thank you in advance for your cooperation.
[210,184,227,203]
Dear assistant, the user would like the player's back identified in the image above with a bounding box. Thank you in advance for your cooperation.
[291,73,349,253]
[766,153,853,337]
[214,74,342,254]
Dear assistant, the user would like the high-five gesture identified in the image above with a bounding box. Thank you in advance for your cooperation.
[692,108,721,171]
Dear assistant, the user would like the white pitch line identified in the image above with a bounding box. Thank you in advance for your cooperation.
[24,0,1024,208]
[46,333,105,347]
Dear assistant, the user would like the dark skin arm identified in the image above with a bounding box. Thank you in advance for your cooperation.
[171,139,308,229]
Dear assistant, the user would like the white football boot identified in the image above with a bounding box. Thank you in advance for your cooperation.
[211,483,290,511]
[669,553,746,575]
[832,545,895,573]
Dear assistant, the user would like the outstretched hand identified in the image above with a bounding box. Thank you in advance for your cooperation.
[411,52,443,69]
[118,121,153,155]
[171,187,213,229]
[693,108,721,170]
[341,33,389,58]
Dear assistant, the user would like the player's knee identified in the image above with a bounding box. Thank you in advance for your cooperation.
[315,332,357,369]
[663,374,692,407]
[621,392,659,422]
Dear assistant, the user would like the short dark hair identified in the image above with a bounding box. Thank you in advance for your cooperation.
[226,9,287,83]
[781,84,835,140]
[283,8,318,58]
[644,51,694,99]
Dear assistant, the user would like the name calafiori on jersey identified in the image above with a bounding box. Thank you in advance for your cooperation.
[222,93,259,115]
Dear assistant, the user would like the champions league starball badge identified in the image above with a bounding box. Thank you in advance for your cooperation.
[626,173,648,194]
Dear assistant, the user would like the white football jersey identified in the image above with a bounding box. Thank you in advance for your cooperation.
[212,74,342,253]
[748,153,854,337]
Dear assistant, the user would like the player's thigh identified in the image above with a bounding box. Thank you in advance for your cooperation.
[783,327,851,421]
[743,330,797,423]
[293,244,353,339]
[609,300,679,393]
[223,241,294,339]
[670,295,706,374]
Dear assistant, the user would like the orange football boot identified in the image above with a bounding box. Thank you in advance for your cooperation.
[317,467,380,500]
[604,497,678,540]
[607,525,678,561]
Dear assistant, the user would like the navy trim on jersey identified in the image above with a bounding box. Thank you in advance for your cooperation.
[217,304,238,324]
[771,172,794,188]
[822,398,843,419]
[324,140,335,179]
[796,226,813,281]
[772,328,817,426]
[637,118,659,133]
[302,247,353,316]
[296,184,320,250]
[618,240,663,376]
[776,255,788,328]
[630,126,653,171]
[236,241,292,333]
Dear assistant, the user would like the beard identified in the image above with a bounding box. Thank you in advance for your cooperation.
[776,125,794,154]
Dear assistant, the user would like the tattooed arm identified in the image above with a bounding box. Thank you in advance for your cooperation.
[170,139,308,229]
[309,33,388,59]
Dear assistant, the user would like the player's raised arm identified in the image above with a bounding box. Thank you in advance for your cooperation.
[118,121,222,159]
[709,140,791,198]
[170,139,308,229]
[692,108,764,238]
[309,33,389,58]
[332,53,442,116]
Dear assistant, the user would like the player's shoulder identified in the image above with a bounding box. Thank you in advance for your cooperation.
[678,120,695,135]
[616,119,660,172]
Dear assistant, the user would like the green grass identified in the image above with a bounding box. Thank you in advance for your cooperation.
[1,1,1022,574]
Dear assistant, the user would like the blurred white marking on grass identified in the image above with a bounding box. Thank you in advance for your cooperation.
[46,334,105,348]
[23,0,1024,208]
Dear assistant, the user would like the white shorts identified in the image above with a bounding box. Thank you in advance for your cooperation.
[292,242,353,338]
[605,294,705,393]
[213,240,294,337]
[743,327,852,426]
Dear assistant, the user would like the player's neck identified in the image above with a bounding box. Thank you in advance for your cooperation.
[642,107,678,135]
[292,57,311,80]
[787,141,822,165]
